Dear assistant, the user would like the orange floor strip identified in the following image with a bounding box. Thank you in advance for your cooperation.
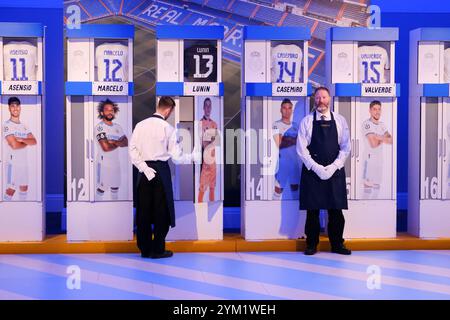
[0,233,449,254]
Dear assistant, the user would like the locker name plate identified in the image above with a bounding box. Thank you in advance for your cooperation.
[1,81,39,95]
[184,82,220,96]
[92,82,129,95]
[272,83,307,97]
[361,83,397,97]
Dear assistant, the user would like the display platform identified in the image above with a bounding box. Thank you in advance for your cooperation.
[0,233,449,254]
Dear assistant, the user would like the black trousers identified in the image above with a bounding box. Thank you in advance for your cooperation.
[305,209,345,248]
[136,174,170,255]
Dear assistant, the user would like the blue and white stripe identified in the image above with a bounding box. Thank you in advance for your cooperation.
[0,250,449,300]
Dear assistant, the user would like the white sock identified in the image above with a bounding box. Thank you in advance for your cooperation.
[111,188,119,200]
[96,188,105,197]
[19,191,27,201]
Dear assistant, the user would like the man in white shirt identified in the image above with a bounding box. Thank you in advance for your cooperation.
[129,97,199,259]
[297,87,351,255]
[362,100,392,199]
[3,97,37,201]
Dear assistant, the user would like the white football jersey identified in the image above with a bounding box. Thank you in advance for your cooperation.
[272,119,299,159]
[3,41,37,81]
[95,43,128,82]
[444,48,450,83]
[362,119,388,163]
[271,44,303,83]
[3,120,31,165]
[95,121,125,164]
[358,45,390,83]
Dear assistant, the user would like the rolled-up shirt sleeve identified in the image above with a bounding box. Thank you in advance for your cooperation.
[129,123,149,173]
[334,115,351,169]
[296,116,315,170]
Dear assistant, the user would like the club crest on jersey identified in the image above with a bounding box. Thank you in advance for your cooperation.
[338,52,348,58]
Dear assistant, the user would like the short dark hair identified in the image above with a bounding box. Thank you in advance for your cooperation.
[8,97,21,106]
[314,86,330,96]
[203,97,212,106]
[281,98,293,106]
[158,96,176,109]
[370,100,382,109]
[97,98,119,119]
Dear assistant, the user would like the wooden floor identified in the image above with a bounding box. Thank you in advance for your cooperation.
[0,233,449,254]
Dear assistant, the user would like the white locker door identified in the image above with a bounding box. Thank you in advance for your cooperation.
[442,98,450,199]
[333,97,354,200]
[245,97,266,200]
[355,97,395,200]
[92,96,132,202]
[87,97,95,201]
[175,96,194,202]
[67,96,90,202]
[420,97,442,200]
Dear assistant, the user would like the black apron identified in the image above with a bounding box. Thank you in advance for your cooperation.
[136,114,176,228]
[299,111,348,210]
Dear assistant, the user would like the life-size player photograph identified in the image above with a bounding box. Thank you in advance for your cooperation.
[357,98,394,200]
[360,99,393,199]
[271,98,302,200]
[1,96,40,201]
[195,96,221,203]
[94,98,129,201]
[93,97,131,201]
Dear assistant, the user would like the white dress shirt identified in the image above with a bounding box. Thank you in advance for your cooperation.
[129,112,190,173]
[296,109,351,170]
